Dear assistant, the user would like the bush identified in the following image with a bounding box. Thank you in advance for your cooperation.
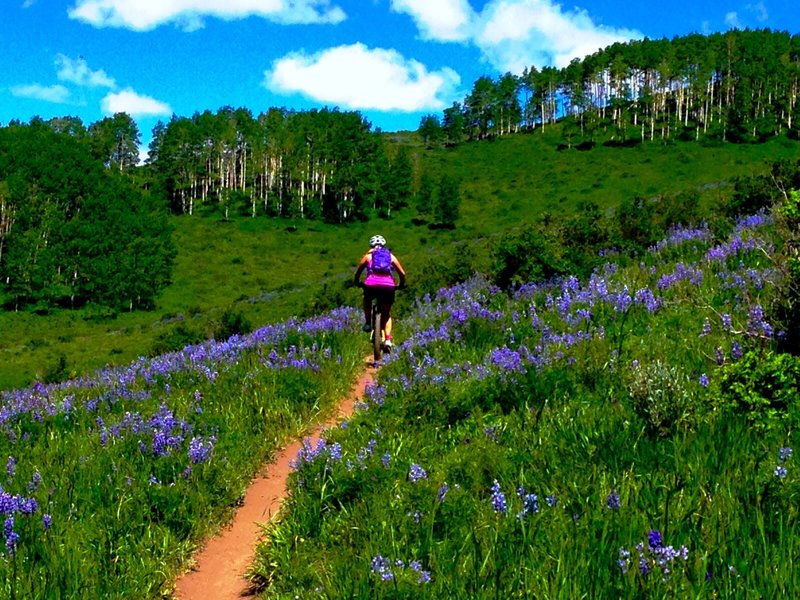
[151,323,206,355]
[214,308,252,340]
[715,350,800,428]
[627,360,696,437]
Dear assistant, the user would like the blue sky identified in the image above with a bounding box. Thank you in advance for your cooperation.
[2,0,798,158]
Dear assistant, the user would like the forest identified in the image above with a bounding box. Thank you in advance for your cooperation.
[420,28,800,146]
[1,28,799,314]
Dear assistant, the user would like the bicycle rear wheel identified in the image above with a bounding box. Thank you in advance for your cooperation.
[372,303,383,362]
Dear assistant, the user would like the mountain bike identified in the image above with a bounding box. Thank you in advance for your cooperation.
[359,284,402,364]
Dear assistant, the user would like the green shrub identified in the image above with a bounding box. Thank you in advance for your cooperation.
[151,323,205,355]
[214,308,252,340]
[715,350,800,428]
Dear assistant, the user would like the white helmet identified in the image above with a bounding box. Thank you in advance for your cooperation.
[369,234,386,248]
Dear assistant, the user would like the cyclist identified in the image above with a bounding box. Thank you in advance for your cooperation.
[353,234,406,348]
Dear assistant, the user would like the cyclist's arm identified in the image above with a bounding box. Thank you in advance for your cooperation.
[353,254,369,285]
[392,256,407,287]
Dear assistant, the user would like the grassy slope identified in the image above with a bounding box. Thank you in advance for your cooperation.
[1,130,797,390]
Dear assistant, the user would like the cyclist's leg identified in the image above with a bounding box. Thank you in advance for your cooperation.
[362,287,373,331]
[379,303,392,338]
[377,286,396,341]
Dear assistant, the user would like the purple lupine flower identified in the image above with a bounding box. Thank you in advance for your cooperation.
[371,555,394,581]
[648,529,662,549]
[328,443,343,462]
[633,287,661,313]
[606,490,621,510]
[381,453,391,469]
[699,319,711,337]
[618,547,631,573]
[721,313,732,331]
[779,447,793,463]
[517,492,539,518]
[27,471,42,493]
[490,480,507,515]
[774,465,788,478]
[731,341,743,360]
[437,482,449,502]
[409,463,427,483]
[699,373,709,387]
[188,435,216,464]
[42,513,52,530]
[6,457,16,478]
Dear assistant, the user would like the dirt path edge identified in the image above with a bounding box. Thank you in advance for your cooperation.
[173,361,375,599]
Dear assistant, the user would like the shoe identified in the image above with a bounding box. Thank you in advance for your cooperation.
[362,323,372,333]
[383,339,393,350]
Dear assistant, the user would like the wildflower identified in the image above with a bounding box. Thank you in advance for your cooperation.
[490,480,507,515]
[381,453,391,469]
[698,373,709,387]
[648,529,662,549]
[42,514,52,530]
[409,463,427,483]
[188,435,216,464]
[27,470,43,492]
[546,494,558,507]
[371,555,394,581]
[606,490,621,510]
[5,457,16,478]
[721,313,732,331]
[699,319,711,337]
[328,443,343,462]
[774,465,788,479]
[779,447,793,462]
[4,516,18,555]
[731,341,743,360]
[437,482,449,502]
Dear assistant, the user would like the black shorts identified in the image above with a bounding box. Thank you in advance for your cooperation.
[364,285,395,306]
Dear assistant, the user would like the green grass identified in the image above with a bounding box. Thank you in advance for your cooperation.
[1,130,798,390]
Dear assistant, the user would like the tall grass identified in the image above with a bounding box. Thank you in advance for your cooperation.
[252,208,800,598]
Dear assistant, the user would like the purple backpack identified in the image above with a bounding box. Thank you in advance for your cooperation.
[371,247,393,274]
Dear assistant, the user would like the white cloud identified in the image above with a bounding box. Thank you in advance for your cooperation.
[746,2,768,22]
[56,54,116,88]
[265,43,460,112]
[10,83,71,103]
[475,0,642,72]
[725,11,742,28]
[67,0,346,31]
[390,0,475,41]
[101,88,172,116]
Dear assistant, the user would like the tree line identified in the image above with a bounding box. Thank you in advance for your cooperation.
[0,108,460,312]
[419,28,800,147]
[0,119,174,312]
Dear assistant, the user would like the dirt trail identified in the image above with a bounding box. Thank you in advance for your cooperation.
[173,359,375,600]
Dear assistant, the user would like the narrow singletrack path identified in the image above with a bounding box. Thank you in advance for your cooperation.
[173,358,375,599]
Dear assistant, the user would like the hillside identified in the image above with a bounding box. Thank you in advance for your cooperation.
[1,189,797,597]
[1,129,799,390]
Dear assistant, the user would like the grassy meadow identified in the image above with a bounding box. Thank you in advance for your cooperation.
[0,125,798,598]
[2,130,798,390]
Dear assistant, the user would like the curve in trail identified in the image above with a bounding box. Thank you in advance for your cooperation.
[173,359,375,600]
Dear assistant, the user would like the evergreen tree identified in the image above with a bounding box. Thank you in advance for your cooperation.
[418,114,444,148]
[437,174,461,228]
